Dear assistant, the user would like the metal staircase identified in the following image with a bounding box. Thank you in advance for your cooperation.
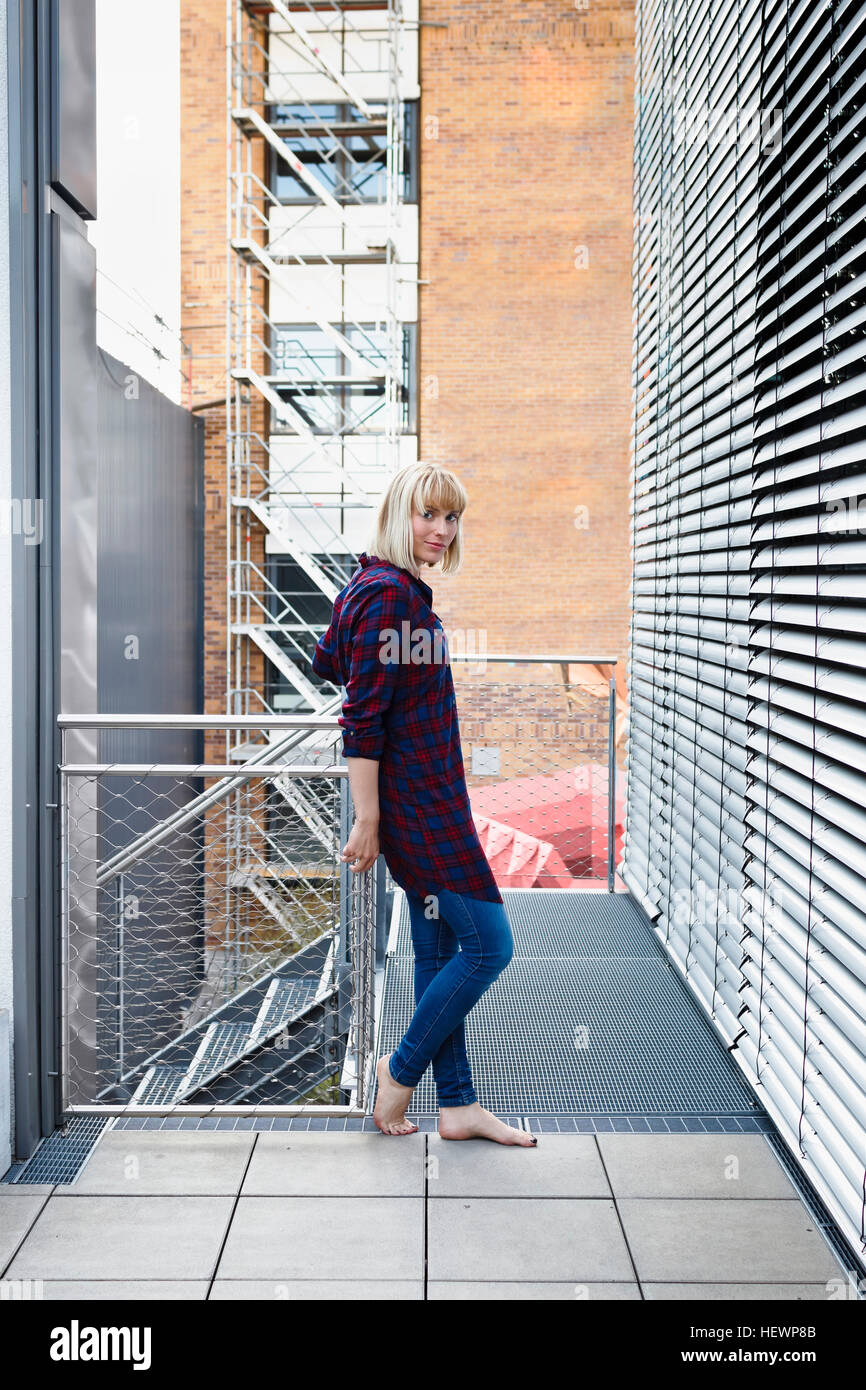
[224,0,417,942]
[122,935,338,1107]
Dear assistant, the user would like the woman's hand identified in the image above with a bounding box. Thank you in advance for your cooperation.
[341,816,380,874]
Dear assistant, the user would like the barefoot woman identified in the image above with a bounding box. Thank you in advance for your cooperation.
[312,463,536,1147]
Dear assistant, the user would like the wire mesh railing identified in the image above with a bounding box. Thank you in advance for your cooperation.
[56,673,622,1117]
[450,656,623,892]
[58,715,380,1119]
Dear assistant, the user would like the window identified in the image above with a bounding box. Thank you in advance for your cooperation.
[264,553,355,713]
[268,100,417,204]
[269,321,416,435]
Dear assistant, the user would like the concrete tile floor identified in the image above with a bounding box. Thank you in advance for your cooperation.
[0,1130,850,1300]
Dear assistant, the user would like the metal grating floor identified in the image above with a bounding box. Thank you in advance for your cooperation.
[374,890,764,1119]
[0,1116,112,1185]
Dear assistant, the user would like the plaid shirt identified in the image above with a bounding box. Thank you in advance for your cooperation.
[311,552,503,904]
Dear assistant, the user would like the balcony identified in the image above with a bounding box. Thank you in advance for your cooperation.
[0,710,858,1300]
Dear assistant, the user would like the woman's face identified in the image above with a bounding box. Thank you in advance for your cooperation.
[411,502,460,570]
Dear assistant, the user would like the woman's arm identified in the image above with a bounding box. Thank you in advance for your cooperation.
[346,754,380,824]
[341,756,381,874]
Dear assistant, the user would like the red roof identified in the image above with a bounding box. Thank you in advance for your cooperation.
[470,763,626,887]
[472,814,576,888]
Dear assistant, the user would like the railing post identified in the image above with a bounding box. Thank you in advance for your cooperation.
[608,675,617,892]
[374,854,389,969]
[356,864,376,1112]
[117,871,126,1084]
[59,761,69,1117]
[337,772,353,1044]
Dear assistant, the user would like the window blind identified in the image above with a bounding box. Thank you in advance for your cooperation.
[625,0,866,1262]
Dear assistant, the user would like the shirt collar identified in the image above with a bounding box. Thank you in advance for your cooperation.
[359,552,433,605]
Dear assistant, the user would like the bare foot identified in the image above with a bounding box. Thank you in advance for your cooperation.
[438,1102,538,1146]
[373,1053,419,1136]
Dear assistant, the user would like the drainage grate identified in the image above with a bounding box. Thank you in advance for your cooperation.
[0,1115,112,1185]
[375,889,763,1118]
[763,1130,866,1294]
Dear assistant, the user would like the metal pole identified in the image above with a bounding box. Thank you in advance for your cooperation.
[608,676,617,892]
[360,865,375,1111]
[59,763,69,1116]
[352,870,362,1106]
[117,871,125,1082]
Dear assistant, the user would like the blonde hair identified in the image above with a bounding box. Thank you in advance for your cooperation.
[367,463,468,576]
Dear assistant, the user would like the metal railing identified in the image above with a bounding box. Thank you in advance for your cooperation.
[58,714,381,1120]
[56,669,622,1117]
[446,657,621,893]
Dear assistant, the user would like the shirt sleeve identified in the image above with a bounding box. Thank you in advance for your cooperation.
[311,616,340,684]
[339,581,408,760]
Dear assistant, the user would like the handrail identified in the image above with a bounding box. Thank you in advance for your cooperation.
[449,655,618,664]
[59,764,348,777]
[56,656,618,731]
[58,659,617,887]
[60,702,345,888]
[57,712,343,729]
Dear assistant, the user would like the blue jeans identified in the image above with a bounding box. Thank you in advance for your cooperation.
[387,888,515,1106]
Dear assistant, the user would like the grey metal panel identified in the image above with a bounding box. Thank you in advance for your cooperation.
[56,209,98,1107]
[96,348,204,749]
[7,0,46,1161]
[57,212,98,732]
[50,0,96,219]
[93,351,204,1089]
[8,0,102,1152]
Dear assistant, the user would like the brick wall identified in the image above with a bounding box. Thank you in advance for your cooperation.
[181,0,635,743]
[418,1,634,729]
[181,0,266,749]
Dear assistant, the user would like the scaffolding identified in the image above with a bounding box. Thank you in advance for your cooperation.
[227,0,417,713]
[224,1,418,948]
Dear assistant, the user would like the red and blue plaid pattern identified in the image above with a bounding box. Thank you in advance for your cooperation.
[312,552,503,904]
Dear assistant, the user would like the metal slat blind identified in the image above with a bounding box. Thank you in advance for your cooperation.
[625,0,866,1261]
